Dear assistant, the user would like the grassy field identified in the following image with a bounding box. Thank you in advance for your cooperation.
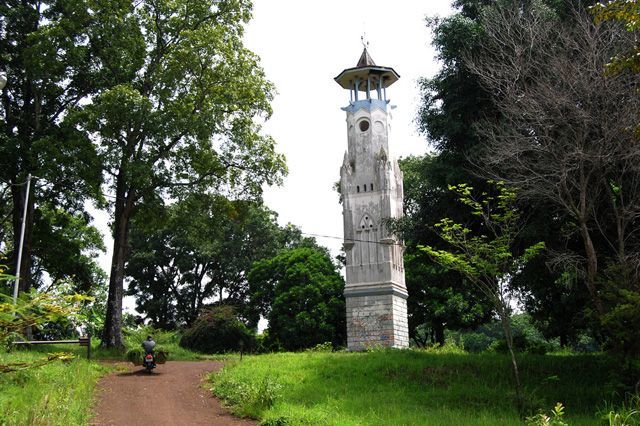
[0,351,110,425]
[210,348,619,426]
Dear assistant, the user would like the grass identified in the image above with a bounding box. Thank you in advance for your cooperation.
[210,348,618,425]
[0,351,111,425]
[0,329,232,425]
[22,330,231,362]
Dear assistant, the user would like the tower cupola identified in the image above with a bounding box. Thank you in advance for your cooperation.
[334,48,400,104]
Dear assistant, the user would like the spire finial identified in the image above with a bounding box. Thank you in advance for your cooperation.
[361,33,369,50]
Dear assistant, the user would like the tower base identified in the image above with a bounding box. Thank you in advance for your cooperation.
[345,290,409,350]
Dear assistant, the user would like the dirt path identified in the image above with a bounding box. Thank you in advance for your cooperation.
[91,361,255,426]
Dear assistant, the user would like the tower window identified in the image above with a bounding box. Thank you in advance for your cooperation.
[370,183,373,191]
[357,186,360,193]
[363,184,366,192]
[358,120,370,132]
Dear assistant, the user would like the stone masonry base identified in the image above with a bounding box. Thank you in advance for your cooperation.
[345,292,409,350]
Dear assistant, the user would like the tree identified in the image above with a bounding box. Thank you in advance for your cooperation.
[73,0,286,348]
[0,0,104,296]
[410,0,508,344]
[464,1,640,354]
[421,182,544,414]
[591,0,640,73]
[179,305,256,354]
[248,247,346,351]
[126,194,291,328]
[415,0,603,347]
[396,155,493,346]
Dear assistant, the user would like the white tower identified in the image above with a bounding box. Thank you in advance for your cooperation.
[335,47,409,350]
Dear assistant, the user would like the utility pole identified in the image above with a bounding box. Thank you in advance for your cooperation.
[13,174,34,305]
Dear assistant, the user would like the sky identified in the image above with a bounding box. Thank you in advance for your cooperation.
[243,0,454,257]
[94,0,456,312]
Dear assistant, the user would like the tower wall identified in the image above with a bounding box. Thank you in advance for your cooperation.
[340,99,409,350]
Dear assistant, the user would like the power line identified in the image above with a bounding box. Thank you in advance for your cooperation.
[300,231,403,247]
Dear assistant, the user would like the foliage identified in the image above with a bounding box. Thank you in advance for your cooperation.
[0,0,105,296]
[600,394,640,426]
[69,0,286,348]
[248,247,345,351]
[0,353,109,425]
[395,155,493,346]
[0,289,91,346]
[416,0,608,352]
[420,181,545,413]
[591,0,640,73]
[179,306,256,354]
[211,350,616,425]
[211,371,282,419]
[410,0,500,343]
[526,403,569,426]
[126,194,300,328]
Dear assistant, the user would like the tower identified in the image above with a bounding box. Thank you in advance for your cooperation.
[335,47,409,350]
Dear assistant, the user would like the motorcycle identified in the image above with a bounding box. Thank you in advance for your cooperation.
[142,353,156,373]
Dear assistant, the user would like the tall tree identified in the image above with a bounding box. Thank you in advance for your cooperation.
[415,0,602,346]
[465,1,640,354]
[126,194,291,328]
[409,0,501,343]
[74,0,286,348]
[0,0,104,295]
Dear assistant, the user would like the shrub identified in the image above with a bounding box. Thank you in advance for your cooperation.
[179,306,256,354]
[462,332,494,353]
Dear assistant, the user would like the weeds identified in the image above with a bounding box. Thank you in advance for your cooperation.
[212,370,282,418]
[600,394,640,426]
[526,403,568,426]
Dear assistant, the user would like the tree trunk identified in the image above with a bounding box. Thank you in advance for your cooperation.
[101,171,134,349]
[10,178,35,295]
[499,307,524,416]
[579,220,604,316]
[433,320,445,346]
[560,333,568,348]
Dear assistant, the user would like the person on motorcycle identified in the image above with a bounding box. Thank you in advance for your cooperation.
[142,335,156,368]
[142,335,156,354]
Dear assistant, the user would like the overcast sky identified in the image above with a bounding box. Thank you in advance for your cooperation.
[243,0,454,256]
[94,0,456,311]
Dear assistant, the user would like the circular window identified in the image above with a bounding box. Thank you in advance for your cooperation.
[358,120,370,132]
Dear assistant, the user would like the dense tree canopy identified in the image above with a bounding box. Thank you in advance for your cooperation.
[0,0,105,298]
[412,0,611,349]
[465,0,640,355]
[126,194,301,329]
[248,247,345,351]
[66,0,286,348]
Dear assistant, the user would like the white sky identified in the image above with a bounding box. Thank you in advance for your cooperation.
[244,0,453,256]
[94,0,455,312]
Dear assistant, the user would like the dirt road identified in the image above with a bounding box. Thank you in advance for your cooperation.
[91,361,255,426]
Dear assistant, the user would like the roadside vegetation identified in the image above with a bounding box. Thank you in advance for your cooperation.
[211,348,622,426]
[0,353,108,425]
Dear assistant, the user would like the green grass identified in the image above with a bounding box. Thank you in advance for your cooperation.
[211,348,618,425]
[0,329,231,425]
[0,351,111,425]
[23,331,232,362]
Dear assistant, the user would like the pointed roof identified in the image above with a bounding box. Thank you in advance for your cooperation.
[357,48,376,68]
[334,48,400,91]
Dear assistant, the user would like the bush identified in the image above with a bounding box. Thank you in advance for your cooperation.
[179,306,256,354]
[462,332,494,353]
